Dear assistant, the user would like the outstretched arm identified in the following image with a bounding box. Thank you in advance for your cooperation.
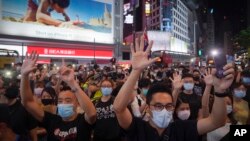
[21,51,45,122]
[113,36,158,129]
[198,63,235,135]
[202,69,213,118]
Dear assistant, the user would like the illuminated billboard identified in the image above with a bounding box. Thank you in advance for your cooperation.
[147,31,171,52]
[0,0,114,44]
[170,37,188,53]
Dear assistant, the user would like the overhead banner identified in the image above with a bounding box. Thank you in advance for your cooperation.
[0,0,114,44]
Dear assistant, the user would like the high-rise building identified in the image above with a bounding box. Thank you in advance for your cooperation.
[149,0,190,43]
[172,0,190,43]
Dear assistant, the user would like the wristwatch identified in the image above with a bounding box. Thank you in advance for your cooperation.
[214,92,229,97]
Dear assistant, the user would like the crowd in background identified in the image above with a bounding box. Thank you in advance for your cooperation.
[0,37,249,141]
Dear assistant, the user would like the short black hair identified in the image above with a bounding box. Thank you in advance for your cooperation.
[41,87,57,103]
[242,70,250,77]
[146,83,173,104]
[53,0,70,8]
[182,73,194,79]
[233,82,246,89]
[193,69,200,74]
[139,78,151,88]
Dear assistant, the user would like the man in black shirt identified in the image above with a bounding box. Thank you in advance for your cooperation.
[5,85,38,141]
[113,37,235,141]
[193,69,205,97]
[20,52,96,141]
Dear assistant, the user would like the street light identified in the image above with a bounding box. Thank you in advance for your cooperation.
[211,49,218,56]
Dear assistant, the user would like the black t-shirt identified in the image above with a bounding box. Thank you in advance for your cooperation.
[8,100,38,137]
[193,82,205,97]
[125,117,200,141]
[179,92,202,120]
[40,112,92,141]
[93,97,121,141]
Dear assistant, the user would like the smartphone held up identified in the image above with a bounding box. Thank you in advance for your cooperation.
[212,49,227,79]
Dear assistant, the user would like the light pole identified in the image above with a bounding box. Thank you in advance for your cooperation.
[194,21,198,56]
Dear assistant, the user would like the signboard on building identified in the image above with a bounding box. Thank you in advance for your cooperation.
[0,0,114,44]
[27,46,113,59]
[147,31,171,52]
[170,37,188,53]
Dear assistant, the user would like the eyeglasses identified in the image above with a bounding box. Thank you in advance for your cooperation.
[101,85,112,88]
[150,103,175,111]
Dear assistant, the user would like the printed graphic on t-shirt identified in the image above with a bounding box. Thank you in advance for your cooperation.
[96,104,116,120]
[54,127,77,140]
[194,85,203,96]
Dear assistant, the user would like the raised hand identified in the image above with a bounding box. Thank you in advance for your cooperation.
[21,51,39,76]
[204,68,213,86]
[58,66,75,86]
[170,72,183,90]
[131,36,159,71]
[212,63,235,93]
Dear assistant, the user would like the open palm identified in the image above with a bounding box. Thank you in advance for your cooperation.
[170,72,183,90]
[131,36,159,71]
[21,51,38,76]
[59,66,75,85]
[204,69,213,86]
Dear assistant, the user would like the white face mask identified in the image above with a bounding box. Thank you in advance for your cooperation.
[151,109,173,129]
[183,83,194,90]
[34,88,43,97]
[226,105,233,114]
[177,110,190,120]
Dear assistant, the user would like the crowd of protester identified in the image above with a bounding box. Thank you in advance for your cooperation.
[0,37,249,141]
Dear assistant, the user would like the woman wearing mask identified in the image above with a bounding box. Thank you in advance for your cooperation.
[93,79,121,141]
[34,81,45,99]
[37,87,58,141]
[207,95,238,141]
[233,83,250,125]
[173,98,191,121]
[40,87,57,114]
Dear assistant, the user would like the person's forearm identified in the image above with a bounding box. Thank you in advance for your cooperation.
[36,13,62,26]
[114,70,141,113]
[68,81,96,123]
[172,89,180,105]
[21,75,35,103]
[202,85,212,118]
[236,72,241,83]
[210,94,226,127]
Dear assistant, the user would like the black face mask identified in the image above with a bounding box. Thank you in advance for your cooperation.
[41,99,54,105]
[193,76,200,81]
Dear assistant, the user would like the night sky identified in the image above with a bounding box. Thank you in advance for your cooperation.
[207,0,248,44]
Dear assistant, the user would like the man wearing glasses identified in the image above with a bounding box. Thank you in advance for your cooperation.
[113,36,235,141]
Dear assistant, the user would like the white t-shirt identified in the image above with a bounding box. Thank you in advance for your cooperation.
[207,123,231,141]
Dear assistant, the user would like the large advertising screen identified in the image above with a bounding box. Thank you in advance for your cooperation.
[0,0,114,44]
[170,37,188,53]
[147,31,171,52]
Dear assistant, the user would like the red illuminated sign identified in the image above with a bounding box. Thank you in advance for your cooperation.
[27,46,113,59]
